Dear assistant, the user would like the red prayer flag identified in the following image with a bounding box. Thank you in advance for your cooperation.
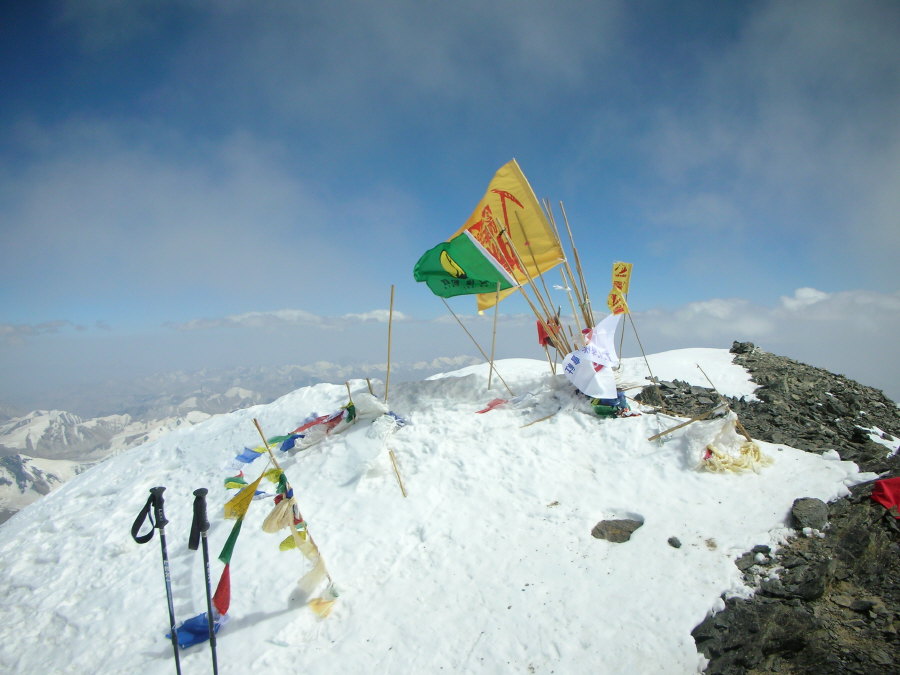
[537,317,561,346]
[213,564,231,616]
[871,477,900,518]
[476,398,508,414]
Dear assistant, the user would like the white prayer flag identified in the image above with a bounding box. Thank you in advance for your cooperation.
[562,314,621,399]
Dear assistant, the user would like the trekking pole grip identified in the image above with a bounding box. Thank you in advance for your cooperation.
[193,488,209,528]
[189,488,209,550]
[150,486,168,529]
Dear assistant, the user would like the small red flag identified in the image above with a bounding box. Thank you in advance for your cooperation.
[537,318,561,346]
[213,564,231,616]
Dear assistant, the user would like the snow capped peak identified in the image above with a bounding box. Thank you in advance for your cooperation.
[0,349,875,674]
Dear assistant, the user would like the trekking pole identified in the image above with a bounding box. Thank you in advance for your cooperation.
[189,488,219,675]
[131,486,182,675]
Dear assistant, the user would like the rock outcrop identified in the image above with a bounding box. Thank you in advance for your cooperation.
[640,342,899,673]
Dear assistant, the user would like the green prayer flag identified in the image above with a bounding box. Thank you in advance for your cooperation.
[413,230,517,298]
[218,518,244,564]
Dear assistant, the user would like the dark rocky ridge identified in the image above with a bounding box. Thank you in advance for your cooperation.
[638,342,899,674]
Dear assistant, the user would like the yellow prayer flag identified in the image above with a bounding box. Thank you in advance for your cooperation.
[607,289,629,315]
[298,557,329,596]
[291,527,320,561]
[308,597,335,618]
[611,261,633,295]
[223,471,265,520]
[262,496,296,533]
[451,160,564,311]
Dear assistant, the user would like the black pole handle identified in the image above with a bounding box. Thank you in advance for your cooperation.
[189,487,209,551]
[132,486,169,543]
[150,486,168,529]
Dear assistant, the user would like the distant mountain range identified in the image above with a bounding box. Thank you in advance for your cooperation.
[0,356,479,523]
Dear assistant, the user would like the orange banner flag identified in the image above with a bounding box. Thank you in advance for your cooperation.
[451,160,564,311]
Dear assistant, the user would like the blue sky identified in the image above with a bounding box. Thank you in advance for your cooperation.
[1,0,899,410]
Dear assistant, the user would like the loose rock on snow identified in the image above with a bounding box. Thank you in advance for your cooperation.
[591,518,644,543]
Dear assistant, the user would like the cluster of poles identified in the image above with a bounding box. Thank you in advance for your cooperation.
[392,199,660,403]
[130,373,408,674]
[131,486,218,675]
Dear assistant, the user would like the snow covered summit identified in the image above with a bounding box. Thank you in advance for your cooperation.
[0,349,875,674]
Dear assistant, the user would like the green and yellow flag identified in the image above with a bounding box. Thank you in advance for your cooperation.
[414,159,564,310]
[413,229,518,298]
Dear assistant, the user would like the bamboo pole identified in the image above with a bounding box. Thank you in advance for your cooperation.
[252,418,285,472]
[521,410,559,428]
[544,198,592,333]
[388,449,407,498]
[517,283,568,356]
[441,298,514,396]
[560,267,581,340]
[497,227,569,355]
[488,281,501,390]
[252,418,332,583]
[647,406,725,442]
[365,378,375,396]
[543,344,555,374]
[502,221,555,326]
[624,311,670,416]
[385,284,395,404]
[515,212,556,318]
[512,212,574,354]
[559,201,593,326]
[617,293,628,360]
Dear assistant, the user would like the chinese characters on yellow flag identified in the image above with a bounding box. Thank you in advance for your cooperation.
[607,289,629,315]
[451,159,564,312]
[611,261,633,294]
[608,261,632,314]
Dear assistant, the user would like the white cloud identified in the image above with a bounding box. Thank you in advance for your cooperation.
[2,289,898,412]
[168,308,413,332]
[0,320,77,344]
[629,288,900,399]
[342,310,408,323]
[779,287,830,311]
[227,309,324,327]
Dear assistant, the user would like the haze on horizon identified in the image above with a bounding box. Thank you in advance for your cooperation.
[1,1,898,413]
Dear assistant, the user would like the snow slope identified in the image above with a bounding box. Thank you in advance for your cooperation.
[0,349,875,674]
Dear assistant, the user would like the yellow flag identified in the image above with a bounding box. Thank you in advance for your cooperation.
[607,289,629,315]
[611,261,633,294]
[308,596,335,618]
[451,160,564,311]
[223,471,265,520]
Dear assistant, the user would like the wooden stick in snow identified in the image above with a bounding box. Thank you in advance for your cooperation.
[441,298,514,396]
[647,406,726,442]
[559,201,594,327]
[488,281,501,390]
[385,284,395,404]
[544,199,591,333]
[388,449,407,498]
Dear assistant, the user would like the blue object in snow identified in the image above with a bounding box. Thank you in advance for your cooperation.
[166,612,221,649]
